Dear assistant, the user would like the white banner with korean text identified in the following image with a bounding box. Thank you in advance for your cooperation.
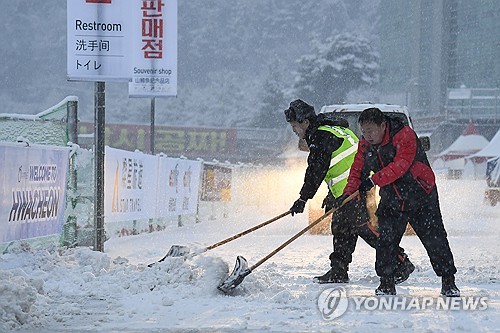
[0,143,70,243]
[104,148,201,223]
[156,157,201,217]
[104,147,158,223]
[176,159,202,214]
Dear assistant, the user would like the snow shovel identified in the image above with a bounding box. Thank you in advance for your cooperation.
[148,211,291,267]
[217,191,359,294]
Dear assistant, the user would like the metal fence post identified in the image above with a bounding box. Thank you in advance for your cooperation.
[63,100,79,246]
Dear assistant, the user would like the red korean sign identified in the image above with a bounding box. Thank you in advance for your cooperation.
[129,0,178,97]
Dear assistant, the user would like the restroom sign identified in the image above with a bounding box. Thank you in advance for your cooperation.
[67,0,131,81]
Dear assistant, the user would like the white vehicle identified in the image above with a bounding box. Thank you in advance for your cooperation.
[319,102,430,151]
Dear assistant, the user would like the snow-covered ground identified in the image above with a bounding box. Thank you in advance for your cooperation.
[1,178,499,332]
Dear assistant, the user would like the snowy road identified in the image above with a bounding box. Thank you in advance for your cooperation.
[1,179,499,332]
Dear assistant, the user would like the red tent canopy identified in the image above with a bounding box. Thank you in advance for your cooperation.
[437,121,489,161]
[462,121,479,136]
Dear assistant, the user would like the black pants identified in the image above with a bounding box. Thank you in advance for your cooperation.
[329,198,407,270]
[375,189,457,277]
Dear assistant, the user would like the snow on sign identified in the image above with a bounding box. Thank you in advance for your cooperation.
[67,0,132,81]
[128,0,178,97]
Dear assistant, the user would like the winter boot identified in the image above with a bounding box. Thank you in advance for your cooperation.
[313,260,349,284]
[394,253,415,285]
[441,275,460,297]
[375,277,396,296]
[313,268,349,284]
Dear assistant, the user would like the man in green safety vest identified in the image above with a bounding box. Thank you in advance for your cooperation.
[285,99,415,284]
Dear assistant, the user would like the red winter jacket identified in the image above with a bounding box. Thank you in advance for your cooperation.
[343,116,436,213]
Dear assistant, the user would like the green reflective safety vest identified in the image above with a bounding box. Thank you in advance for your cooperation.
[318,125,359,198]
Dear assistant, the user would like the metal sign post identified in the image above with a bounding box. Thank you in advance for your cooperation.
[94,82,106,252]
[148,97,155,232]
[150,97,155,154]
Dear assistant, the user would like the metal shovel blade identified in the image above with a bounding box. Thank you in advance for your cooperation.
[217,256,250,294]
[165,245,190,258]
[148,245,191,267]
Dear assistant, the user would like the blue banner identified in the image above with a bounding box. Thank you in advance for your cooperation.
[0,143,69,243]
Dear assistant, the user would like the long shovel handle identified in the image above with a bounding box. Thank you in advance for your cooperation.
[248,191,359,273]
[151,211,291,266]
[205,211,291,251]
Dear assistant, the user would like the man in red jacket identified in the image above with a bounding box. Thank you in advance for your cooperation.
[337,107,460,296]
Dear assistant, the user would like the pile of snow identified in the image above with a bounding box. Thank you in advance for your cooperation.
[0,178,499,332]
[0,244,229,332]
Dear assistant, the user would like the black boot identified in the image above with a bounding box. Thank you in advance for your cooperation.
[313,268,349,284]
[375,277,396,295]
[441,275,460,297]
[394,253,415,285]
[313,260,349,284]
